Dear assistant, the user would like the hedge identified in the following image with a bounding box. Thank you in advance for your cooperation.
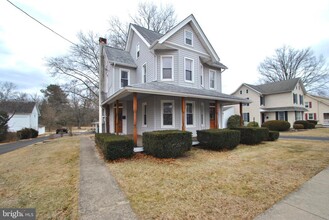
[261,120,290,131]
[267,131,279,141]
[197,129,240,150]
[227,115,242,129]
[143,130,192,158]
[247,121,259,127]
[95,133,134,160]
[231,127,269,145]
[17,128,39,139]
[293,124,304,129]
[294,120,314,129]
[307,120,318,125]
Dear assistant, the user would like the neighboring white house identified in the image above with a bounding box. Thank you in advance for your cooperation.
[99,14,249,144]
[304,94,329,126]
[0,101,43,133]
[232,78,308,127]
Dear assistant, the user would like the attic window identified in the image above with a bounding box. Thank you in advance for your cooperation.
[136,43,140,59]
[184,30,193,46]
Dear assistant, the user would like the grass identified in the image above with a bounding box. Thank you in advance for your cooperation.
[0,136,80,220]
[108,139,329,219]
[281,127,329,137]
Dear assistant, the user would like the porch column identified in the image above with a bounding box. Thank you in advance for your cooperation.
[182,97,186,131]
[239,102,243,126]
[133,92,138,146]
[105,104,110,133]
[215,100,219,128]
[115,100,119,135]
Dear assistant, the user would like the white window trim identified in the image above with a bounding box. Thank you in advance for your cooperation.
[209,69,216,90]
[308,113,314,120]
[120,68,130,88]
[160,55,174,81]
[184,29,193,46]
[201,102,205,127]
[142,102,147,127]
[161,100,175,128]
[185,101,195,128]
[184,57,194,83]
[142,62,147,83]
[200,64,204,87]
[136,43,140,59]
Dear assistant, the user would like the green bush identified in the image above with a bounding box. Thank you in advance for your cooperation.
[29,128,38,138]
[293,124,304,129]
[197,129,240,150]
[294,120,314,129]
[267,131,279,141]
[143,130,192,158]
[95,133,134,160]
[227,115,242,129]
[231,127,268,145]
[261,120,290,131]
[17,128,38,139]
[307,120,318,125]
[247,121,259,127]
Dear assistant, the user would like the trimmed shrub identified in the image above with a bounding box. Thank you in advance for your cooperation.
[143,130,192,158]
[17,128,38,139]
[95,133,134,160]
[293,123,304,129]
[197,129,240,150]
[261,120,290,131]
[231,127,268,145]
[29,128,39,138]
[294,120,314,129]
[227,115,242,129]
[307,120,318,125]
[247,121,259,127]
[267,131,279,141]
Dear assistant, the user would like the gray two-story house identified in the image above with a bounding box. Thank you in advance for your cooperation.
[99,14,249,144]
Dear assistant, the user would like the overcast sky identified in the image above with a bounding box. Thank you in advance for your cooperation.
[0,0,328,95]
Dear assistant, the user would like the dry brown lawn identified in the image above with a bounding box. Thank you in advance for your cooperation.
[108,139,329,220]
[281,127,329,137]
[0,136,80,219]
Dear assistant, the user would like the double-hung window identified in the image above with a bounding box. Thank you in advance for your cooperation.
[120,69,129,88]
[185,58,193,82]
[161,56,173,80]
[200,102,205,127]
[243,113,250,122]
[136,43,140,59]
[142,102,147,127]
[293,93,298,104]
[299,95,304,105]
[186,102,194,127]
[278,111,285,120]
[142,63,147,83]
[184,30,193,46]
[305,101,312,108]
[209,70,215,89]
[161,100,174,128]
[200,65,204,87]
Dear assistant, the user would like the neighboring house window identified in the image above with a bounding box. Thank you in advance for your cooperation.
[240,90,242,94]
[184,30,193,46]
[185,58,194,82]
[161,56,173,80]
[295,111,303,121]
[200,64,204,87]
[293,93,298,104]
[308,113,315,120]
[299,95,304,105]
[142,63,147,83]
[186,102,194,127]
[260,96,265,106]
[243,113,250,122]
[209,70,215,89]
[246,89,248,94]
[200,102,205,127]
[120,69,129,88]
[305,101,312,108]
[142,102,147,127]
[278,111,286,121]
[161,100,174,128]
[243,98,250,106]
[136,43,140,59]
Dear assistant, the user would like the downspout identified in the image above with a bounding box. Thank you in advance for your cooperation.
[98,37,107,133]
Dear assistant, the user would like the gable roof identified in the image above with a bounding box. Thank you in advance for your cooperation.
[306,94,329,106]
[104,46,137,68]
[131,24,163,45]
[0,101,37,114]
[233,78,305,95]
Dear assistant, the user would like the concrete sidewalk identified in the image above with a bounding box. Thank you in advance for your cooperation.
[255,167,329,220]
[79,136,137,220]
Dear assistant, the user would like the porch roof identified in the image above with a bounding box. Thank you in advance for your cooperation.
[260,106,308,112]
[102,81,250,105]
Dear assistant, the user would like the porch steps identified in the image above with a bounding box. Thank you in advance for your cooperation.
[133,141,199,153]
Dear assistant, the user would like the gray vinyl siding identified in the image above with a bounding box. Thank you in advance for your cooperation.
[111,66,136,93]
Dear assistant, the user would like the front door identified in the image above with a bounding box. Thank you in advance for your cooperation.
[324,113,329,125]
[114,104,123,133]
[209,103,216,129]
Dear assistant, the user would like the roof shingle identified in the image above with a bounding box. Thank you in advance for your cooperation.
[246,78,301,94]
[0,101,36,114]
[131,24,163,45]
[104,46,137,67]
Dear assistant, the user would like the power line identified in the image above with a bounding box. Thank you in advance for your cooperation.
[6,0,77,46]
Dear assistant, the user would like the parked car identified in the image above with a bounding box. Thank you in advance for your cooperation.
[56,128,68,134]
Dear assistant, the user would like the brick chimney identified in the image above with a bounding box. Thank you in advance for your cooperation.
[99,37,107,45]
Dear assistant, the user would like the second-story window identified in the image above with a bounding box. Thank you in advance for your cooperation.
[121,69,129,88]
[161,56,173,80]
[185,58,193,82]
[142,63,147,83]
[136,43,140,59]
[200,64,204,87]
[260,96,265,106]
[184,30,193,46]
[299,95,304,105]
[209,70,215,89]
[293,93,298,104]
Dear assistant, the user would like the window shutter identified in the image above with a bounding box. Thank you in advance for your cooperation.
[275,112,278,120]
[305,113,308,120]
[285,111,288,121]
[309,102,312,108]
[314,113,317,120]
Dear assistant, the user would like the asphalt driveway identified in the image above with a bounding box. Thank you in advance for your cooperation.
[0,136,51,155]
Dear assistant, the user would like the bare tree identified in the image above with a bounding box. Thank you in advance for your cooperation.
[108,2,177,49]
[0,81,18,101]
[46,31,100,104]
[258,45,329,95]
